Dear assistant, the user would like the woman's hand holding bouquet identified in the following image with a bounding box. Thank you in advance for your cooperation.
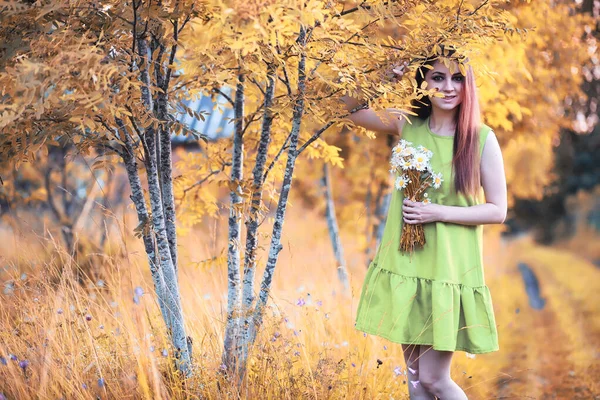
[390,139,444,255]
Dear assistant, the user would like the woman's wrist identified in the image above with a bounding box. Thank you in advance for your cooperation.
[434,204,446,223]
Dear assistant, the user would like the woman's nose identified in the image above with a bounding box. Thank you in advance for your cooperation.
[443,78,453,91]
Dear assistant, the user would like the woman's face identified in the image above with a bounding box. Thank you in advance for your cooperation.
[424,60,464,111]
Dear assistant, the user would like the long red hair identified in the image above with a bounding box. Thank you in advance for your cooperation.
[411,55,482,198]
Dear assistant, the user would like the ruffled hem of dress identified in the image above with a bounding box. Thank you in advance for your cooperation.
[354,325,499,354]
[355,264,499,354]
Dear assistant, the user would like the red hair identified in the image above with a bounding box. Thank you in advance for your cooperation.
[411,56,482,198]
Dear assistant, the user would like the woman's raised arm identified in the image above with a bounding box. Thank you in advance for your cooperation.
[339,61,409,137]
[340,95,406,137]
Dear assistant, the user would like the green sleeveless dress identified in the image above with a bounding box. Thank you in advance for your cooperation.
[354,116,499,354]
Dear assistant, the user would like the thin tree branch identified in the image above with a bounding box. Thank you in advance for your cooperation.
[45,168,62,223]
[130,0,138,73]
[177,7,194,35]
[165,19,178,91]
[469,0,490,16]
[241,112,264,136]
[180,168,225,200]
[296,120,337,156]
[168,78,198,94]
[262,131,293,183]
[248,77,266,97]
[345,41,405,51]
[296,100,372,156]
[306,88,344,102]
[140,0,151,38]
[457,0,465,23]
[338,1,368,17]
[239,92,287,137]
[213,88,235,107]
[278,70,293,96]
[274,31,293,96]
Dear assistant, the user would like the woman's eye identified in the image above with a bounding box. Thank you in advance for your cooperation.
[433,76,443,81]
[453,76,464,82]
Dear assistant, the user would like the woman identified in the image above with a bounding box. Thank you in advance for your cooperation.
[342,53,507,400]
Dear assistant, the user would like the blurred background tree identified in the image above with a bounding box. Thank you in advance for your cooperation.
[506,0,600,244]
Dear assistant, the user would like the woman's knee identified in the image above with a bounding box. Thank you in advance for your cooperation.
[418,375,452,396]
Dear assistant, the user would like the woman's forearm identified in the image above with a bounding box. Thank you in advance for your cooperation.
[340,94,370,126]
[435,203,506,226]
[340,94,361,110]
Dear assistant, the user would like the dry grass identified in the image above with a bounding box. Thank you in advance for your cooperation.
[0,207,598,399]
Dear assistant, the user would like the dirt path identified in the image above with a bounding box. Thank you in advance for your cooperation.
[495,246,600,399]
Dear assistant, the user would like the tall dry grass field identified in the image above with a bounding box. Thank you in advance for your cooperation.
[0,204,598,399]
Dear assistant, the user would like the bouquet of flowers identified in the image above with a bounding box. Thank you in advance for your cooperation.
[390,139,444,255]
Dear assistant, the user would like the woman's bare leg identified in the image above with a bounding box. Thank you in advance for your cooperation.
[417,346,468,399]
[401,344,436,400]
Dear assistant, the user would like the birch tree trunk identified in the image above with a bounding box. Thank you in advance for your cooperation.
[45,146,76,255]
[237,26,309,380]
[117,119,169,324]
[222,73,245,372]
[364,170,374,262]
[321,162,349,291]
[237,63,277,367]
[154,38,179,273]
[373,189,391,258]
[367,135,395,267]
[365,176,391,268]
[136,36,192,374]
[158,127,178,267]
[374,135,396,256]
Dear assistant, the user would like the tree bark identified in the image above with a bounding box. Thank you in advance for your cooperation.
[238,62,277,361]
[45,146,75,255]
[364,166,374,262]
[137,37,192,375]
[157,98,178,274]
[222,73,245,372]
[321,162,349,291]
[240,26,309,378]
[373,188,391,255]
[117,119,169,325]
[368,135,395,267]
[154,38,179,273]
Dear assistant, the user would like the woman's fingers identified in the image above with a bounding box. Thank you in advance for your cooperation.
[403,198,421,223]
[390,61,409,82]
[403,203,420,223]
[393,61,409,74]
[403,211,418,223]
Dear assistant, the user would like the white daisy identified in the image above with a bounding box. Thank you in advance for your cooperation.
[390,155,402,169]
[395,175,411,190]
[393,139,411,154]
[400,146,415,157]
[432,172,444,189]
[423,198,431,204]
[417,145,434,159]
[413,152,428,171]
[399,139,412,148]
[401,158,412,170]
